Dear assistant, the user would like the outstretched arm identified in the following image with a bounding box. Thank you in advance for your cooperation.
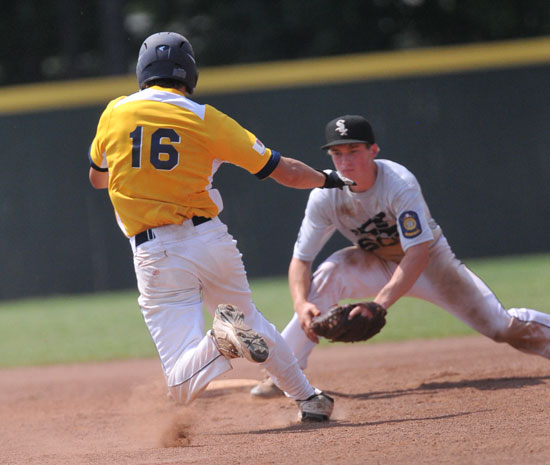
[269,156,324,188]
[269,156,353,189]
[289,257,322,343]
[350,241,431,317]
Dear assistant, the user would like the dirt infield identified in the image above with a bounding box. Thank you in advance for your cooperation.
[1,336,549,465]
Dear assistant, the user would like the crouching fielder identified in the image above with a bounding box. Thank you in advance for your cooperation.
[251,115,550,397]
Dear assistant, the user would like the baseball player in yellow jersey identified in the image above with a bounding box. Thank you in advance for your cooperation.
[88,32,353,422]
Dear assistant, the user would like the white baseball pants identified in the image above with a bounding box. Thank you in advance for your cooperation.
[132,217,315,404]
[283,236,550,369]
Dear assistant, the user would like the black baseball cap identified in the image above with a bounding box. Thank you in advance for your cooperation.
[321,115,375,149]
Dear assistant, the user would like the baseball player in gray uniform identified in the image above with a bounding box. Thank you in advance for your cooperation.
[251,114,550,397]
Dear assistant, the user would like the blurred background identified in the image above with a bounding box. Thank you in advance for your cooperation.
[1,0,550,86]
[1,0,549,300]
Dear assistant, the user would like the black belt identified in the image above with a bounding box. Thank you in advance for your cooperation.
[134,216,211,247]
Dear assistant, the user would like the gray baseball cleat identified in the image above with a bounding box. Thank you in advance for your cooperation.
[212,304,269,363]
[297,388,334,422]
[250,377,284,398]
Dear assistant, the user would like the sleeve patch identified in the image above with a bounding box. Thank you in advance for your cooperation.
[252,138,266,155]
[399,211,422,238]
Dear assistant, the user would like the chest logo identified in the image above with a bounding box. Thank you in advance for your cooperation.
[351,212,399,251]
[399,211,422,238]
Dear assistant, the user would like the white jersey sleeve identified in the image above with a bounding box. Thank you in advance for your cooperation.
[293,189,336,262]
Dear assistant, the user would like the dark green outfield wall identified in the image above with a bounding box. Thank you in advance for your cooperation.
[208,64,550,286]
[1,62,549,299]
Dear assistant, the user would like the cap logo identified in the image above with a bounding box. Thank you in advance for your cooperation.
[157,45,169,51]
[335,119,348,136]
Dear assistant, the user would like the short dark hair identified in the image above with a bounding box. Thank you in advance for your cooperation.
[327,142,372,154]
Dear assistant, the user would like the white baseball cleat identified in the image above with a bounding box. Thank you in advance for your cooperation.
[212,304,269,363]
[297,388,334,422]
[250,377,284,398]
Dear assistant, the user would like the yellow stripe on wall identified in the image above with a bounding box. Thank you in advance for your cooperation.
[1,36,549,116]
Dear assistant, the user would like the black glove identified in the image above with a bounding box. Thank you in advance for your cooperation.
[319,169,356,189]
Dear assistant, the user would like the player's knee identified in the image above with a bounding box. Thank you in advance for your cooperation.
[313,259,344,289]
[492,329,508,343]
[491,316,517,343]
[491,315,536,348]
[316,258,341,277]
[309,262,347,304]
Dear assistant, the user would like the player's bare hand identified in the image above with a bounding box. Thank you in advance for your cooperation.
[296,302,321,343]
[349,301,381,319]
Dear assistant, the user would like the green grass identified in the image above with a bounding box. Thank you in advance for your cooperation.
[0,291,156,367]
[1,253,549,368]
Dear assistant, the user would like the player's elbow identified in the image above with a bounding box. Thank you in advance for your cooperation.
[89,168,109,189]
[90,178,108,189]
[406,242,431,268]
[269,159,299,187]
[289,257,313,275]
[89,178,104,189]
[269,156,318,188]
[421,245,431,262]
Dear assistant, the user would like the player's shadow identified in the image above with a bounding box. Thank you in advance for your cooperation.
[234,409,486,435]
[325,374,550,400]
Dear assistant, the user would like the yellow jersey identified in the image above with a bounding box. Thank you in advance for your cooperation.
[89,86,279,237]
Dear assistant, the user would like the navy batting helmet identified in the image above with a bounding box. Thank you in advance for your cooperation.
[136,32,199,93]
